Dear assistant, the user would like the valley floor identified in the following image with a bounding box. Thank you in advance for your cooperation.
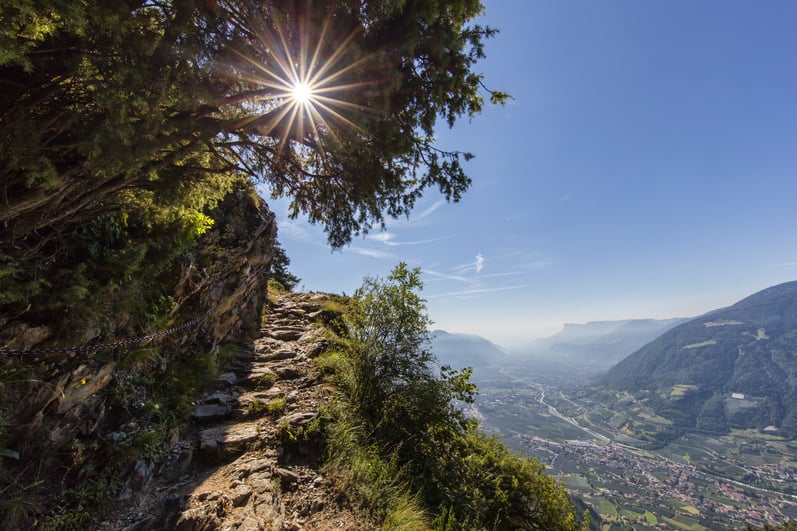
[474,376,797,530]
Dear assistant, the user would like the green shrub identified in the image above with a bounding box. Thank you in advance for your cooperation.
[323,263,586,530]
[265,397,287,416]
[255,373,277,389]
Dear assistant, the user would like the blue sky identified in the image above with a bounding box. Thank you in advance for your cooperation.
[267,1,797,348]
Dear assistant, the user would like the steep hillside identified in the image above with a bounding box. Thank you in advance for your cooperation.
[430,329,507,368]
[602,281,797,436]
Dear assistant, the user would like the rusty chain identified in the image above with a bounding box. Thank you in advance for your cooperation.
[0,314,204,356]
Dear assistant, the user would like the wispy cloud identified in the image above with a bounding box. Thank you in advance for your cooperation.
[277,218,313,241]
[401,237,448,246]
[423,269,470,283]
[773,262,797,267]
[495,249,554,270]
[427,285,528,299]
[454,254,486,275]
[347,246,395,259]
[418,199,446,219]
[480,271,524,279]
[368,231,447,247]
[368,232,395,244]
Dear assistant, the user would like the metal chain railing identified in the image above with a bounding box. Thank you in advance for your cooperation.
[0,314,204,356]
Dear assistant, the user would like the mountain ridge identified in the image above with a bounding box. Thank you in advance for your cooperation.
[603,280,797,436]
[509,318,689,377]
[430,329,507,368]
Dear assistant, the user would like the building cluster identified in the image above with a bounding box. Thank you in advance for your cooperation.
[520,435,794,529]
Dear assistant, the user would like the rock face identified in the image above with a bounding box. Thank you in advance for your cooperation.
[97,292,375,530]
[0,184,278,528]
[175,181,277,351]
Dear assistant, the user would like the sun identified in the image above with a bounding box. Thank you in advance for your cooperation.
[226,11,380,161]
[291,81,314,105]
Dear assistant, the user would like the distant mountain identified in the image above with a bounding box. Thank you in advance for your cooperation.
[512,318,688,373]
[430,330,507,369]
[603,280,797,437]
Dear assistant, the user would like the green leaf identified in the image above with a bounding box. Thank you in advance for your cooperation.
[1,448,20,460]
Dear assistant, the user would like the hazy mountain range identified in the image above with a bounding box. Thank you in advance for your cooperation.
[513,317,689,370]
[432,318,688,374]
[430,329,507,369]
[433,280,797,436]
[431,317,692,388]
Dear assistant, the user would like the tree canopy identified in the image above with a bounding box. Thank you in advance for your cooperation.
[1,0,505,334]
[2,0,504,247]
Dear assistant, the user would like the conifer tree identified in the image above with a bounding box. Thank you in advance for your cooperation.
[1,0,505,325]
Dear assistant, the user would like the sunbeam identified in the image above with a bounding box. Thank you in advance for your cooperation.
[220,8,382,172]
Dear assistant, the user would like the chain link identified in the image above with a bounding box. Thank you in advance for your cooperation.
[0,314,204,356]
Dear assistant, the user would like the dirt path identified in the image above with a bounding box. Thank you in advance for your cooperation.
[98,292,373,530]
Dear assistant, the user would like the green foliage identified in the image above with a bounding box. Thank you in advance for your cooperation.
[265,397,287,416]
[40,465,123,530]
[267,279,290,297]
[323,400,430,529]
[603,281,797,437]
[1,1,504,525]
[319,298,348,315]
[0,480,43,530]
[255,372,278,389]
[2,1,503,310]
[270,241,301,291]
[326,263,584,530]
[316,349,349,376]
[247,398,268,418]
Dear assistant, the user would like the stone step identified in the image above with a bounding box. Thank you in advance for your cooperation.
[274,319,302,328]
[237,366,279,389]
[194,403,232,422]
[229,359,250,371]
[203,391,238,405]
[267,327,305,341]
[253,337,289,351]
[235,348,256,361]
[278,411,316,428]
[238,387,285,401]
[199,421,261,460]
[257,348,298,362]
[217,372,237,386]
[273,365,304,380]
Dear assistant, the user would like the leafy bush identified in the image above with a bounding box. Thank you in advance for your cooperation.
[324,263,586,530]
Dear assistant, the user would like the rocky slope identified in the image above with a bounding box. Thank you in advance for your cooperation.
[98,291,375,530]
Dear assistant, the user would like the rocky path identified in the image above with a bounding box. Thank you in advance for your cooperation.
[99,292,372,530]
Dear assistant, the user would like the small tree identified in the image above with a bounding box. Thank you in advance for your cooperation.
[270,241,301,291]
[341,263,586,530]
[344,263,474,434]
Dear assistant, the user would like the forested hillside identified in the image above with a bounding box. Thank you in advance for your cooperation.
[603,281,797,438]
